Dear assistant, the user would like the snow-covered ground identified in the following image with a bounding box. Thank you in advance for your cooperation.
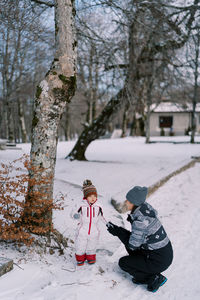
[0,136,200,300]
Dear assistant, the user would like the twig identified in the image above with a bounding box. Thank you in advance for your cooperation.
[13,262,24,270]
[61,267,76,273]
[61,282,77,286]
[61,281,91,286]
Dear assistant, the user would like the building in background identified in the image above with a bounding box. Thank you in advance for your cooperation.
[150,102,200,136]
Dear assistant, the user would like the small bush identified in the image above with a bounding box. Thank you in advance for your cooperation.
[0,155,63,246]
[185,126,191,136]
[160,128,165,136]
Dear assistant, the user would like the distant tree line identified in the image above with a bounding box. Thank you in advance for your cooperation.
[0,0,54,142]
[0,0,199,146]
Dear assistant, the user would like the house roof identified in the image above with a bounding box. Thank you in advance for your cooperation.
[151,102,200,113]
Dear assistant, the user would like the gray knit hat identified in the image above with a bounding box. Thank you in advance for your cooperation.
[126,186,148,206]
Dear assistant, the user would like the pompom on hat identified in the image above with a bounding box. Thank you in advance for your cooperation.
[126,186,148,206]
[82,179,97,199]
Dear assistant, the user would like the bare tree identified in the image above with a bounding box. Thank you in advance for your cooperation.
[66,0,199,160]
[0,0,54,142]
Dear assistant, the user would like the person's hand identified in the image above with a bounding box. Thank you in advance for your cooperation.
[106,222,120,236]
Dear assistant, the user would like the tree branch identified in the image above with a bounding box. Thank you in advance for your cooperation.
[148,0,199,53]
[31,0,54,7]
[104,63,128,71]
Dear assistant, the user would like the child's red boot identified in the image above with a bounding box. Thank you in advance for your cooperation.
[75,253,86,266]
[86,254,96,264]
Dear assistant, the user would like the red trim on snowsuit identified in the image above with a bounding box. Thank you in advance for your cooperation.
[77,204,106,235]
[88,205,92,235]
[85,198,98,235]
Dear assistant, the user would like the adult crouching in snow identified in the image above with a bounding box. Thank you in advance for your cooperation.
[106,186,173,293]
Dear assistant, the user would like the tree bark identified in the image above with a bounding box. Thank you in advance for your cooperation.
[92,47,99,121]
[88,45,94,124]
[66,88,128,160]
[121,103,129,138]
[145,65,154,144]
[64,106,71,141]
[6,99,14,143]
[18,98,27,143]
[145,93,151,143]
[130,113,136,136]
[190,32,199,144]
[25,0,77,230]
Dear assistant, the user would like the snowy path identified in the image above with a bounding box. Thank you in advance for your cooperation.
[0,162,200,300]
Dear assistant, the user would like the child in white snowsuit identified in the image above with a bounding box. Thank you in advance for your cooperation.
[75,180,106,266]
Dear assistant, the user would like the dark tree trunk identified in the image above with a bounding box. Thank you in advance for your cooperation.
[6,100,14,143]
[121,103,129,137]
[190,33,199,144]
[135,117,145,136]
[64,106,70,141]
[145,73,154,144]
[66,88,128,160]
[1,102,8,139]
[130,113,137,136]
[145,101,151,143]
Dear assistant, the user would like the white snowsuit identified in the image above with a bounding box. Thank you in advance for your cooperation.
[75,200,106,256]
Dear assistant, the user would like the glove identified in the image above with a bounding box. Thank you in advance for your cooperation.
[106,222,120,236]
[73,213,80,219]
[127,214,133,224]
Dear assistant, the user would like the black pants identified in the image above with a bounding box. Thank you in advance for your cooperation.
[118,242,173,284]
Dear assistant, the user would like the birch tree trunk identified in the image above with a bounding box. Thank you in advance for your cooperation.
[25,0,76,230]
[145,64,155,144]
[18,98,27,143]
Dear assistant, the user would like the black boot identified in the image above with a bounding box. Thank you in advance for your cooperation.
[132,277,147,285]
[147,274,167,292]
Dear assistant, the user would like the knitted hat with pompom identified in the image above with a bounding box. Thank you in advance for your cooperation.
[82,179,97,199]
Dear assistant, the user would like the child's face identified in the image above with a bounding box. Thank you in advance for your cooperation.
[125,199,134,211]
[87,194,97,204]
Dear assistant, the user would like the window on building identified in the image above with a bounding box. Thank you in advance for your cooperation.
[159,116,173,128]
